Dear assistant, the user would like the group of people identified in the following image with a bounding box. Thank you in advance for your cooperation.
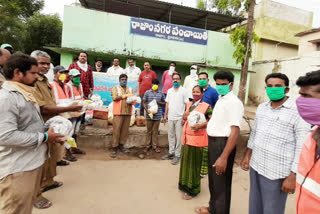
[1,43,320,214]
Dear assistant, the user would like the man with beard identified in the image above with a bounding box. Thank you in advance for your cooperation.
[0,54,63,214]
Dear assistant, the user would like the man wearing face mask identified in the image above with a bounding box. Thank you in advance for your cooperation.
[93,59,104,72]
[50,66,74,165]
[239,73,309,214]
[124,58,141,80]
[143,79,166,153]
[196,71,244,214]
[162,72,189,165]
[295,70,320,214]
[162,62,177,95]
[183,65,199,101]
[198,72,219,109]
[111,74,134,158]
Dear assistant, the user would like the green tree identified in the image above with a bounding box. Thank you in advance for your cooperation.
[25,13,62,64]
[197,0,258,103]
[197,0,206,10]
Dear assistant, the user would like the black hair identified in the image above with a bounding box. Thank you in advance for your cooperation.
[0,49,2,57]
[152,79,160,85]
[172,72,181,80]
[144,61,151,65]
[3,54,38,80]
[198,72,208,78]
[192,85,203,93]
[113,57,120,61]
[296,70,320,90]
[170,61,176,66]
[96,59,103,63]
[214,71,234,83]
[265,73,289,86]
[78,51,88,57]
[119,74,128,80]
[128,58,135,61]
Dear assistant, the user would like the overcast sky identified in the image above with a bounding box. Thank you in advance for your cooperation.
[42,0,320,27]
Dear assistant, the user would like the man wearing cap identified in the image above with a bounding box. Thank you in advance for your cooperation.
[50,66,77,164]
[0,48,11,87]
[0,44,13,54]
[30,50,83,209]
[64,68,86,156]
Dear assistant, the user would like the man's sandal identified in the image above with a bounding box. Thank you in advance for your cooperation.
[195,207,210,214]
[42,181,63,193]
[33,198,52,209]
[182,193,193,200]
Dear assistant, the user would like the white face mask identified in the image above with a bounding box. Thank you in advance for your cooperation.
[190,69,197,76]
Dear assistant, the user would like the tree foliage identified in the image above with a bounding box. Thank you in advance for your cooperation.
[0,0,62,64]
[230,26,259,65]
[197,0,206,10]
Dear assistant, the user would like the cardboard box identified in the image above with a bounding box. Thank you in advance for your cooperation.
[93,109,108,120]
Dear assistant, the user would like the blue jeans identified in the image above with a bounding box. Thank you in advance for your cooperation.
[249,168,288,214]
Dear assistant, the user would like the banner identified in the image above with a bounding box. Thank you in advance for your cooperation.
[93,72,139,107]
[130,17,208,46]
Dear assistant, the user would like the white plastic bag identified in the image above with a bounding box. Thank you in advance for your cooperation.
[44,116,73,141]
[126,96,141,104]
[187,111,206,127]
[148,99,158,114]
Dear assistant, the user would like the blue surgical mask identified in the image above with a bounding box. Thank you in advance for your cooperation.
[173,82,180,88]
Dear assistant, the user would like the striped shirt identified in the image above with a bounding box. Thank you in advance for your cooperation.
[143,89,165,120]
[247,98,310,180]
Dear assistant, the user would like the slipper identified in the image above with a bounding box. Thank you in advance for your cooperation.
[64,154,77,162]
[72,148,86,155]
[42,181,63,193]
[33,198,52,209]
[57,160,69,166]
[195,206,210,214]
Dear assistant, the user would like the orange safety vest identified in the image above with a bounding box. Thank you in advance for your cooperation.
[64,82,84,101]
[181,101,210,147]
[50,81,70,105]
[296,127,320,214]
[113,86,133,116]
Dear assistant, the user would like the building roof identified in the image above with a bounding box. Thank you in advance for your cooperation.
[295,28,320,37]
[79,0,245,31]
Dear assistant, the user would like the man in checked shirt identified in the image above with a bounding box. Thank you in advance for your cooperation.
[240,73,310,214]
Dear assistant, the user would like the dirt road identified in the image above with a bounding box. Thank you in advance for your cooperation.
[33,149,295,214]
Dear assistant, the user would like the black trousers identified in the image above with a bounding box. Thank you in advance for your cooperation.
[208,136,236,214]
[139,94,144,116]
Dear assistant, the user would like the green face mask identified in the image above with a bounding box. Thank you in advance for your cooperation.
[199,79,208,87]
[216,84,230,96]
[266,87,286,101]
[72,77,81,87]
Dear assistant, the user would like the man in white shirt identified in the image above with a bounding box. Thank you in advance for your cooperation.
[195,71,244,214]
[106,58,124,76]
[162,72,189,165]
[183,65,198,100]
[124,58,141,80]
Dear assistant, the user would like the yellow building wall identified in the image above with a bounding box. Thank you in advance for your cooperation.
[298,31,320,56]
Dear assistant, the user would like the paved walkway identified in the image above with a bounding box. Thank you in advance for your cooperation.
[33,150,295,214]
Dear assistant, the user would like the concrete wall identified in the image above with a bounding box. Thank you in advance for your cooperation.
[249,52,320,104]
[252,39,298,61]
[298,31,320,56]
[61,6,241,70]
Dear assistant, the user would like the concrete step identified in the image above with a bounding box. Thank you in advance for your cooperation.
[78,123,168,149]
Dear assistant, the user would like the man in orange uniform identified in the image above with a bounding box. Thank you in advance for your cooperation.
[295,70,320,214]
[64,68,86,156]
[110,74,134,158]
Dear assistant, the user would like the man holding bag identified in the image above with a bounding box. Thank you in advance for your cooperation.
[111,74,134,158]
[143,79,165,153]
